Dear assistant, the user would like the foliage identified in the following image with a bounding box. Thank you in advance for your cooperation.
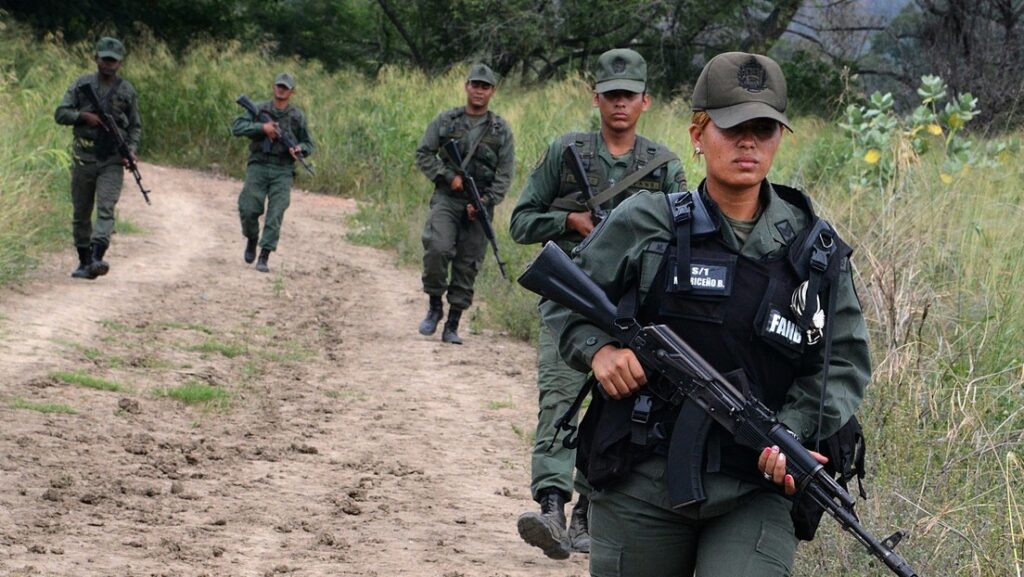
[3,25,1023,575]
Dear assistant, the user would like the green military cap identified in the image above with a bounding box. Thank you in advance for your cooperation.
[95,37,125,61]
[692,52,790,130]
[594,48,646,94]
[467,63,497,86]
[274,72,296,89]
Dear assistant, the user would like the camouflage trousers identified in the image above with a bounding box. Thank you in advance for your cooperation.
[238,162,293,252]
[70,157,124,249]
[420,192,488,311]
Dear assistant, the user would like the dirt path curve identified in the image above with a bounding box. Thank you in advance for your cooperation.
[0,164,587,577]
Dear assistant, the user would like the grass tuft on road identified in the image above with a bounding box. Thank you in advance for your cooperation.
[51,370,129,393]
[154,382,231,409]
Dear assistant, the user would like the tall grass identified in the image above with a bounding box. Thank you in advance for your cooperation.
[3,19,1022,576]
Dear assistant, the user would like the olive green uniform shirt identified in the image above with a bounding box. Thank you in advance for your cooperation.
[54,73,142,163]
[541,185,871,444]
[510,134,686,252]
[231,101,315,166]
[415,107,515,206]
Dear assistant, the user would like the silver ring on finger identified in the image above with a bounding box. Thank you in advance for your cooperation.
[763,472,772,481]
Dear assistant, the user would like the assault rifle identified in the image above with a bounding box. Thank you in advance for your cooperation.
[562,143,606,223]
[518,242,920,577]
[79,83,151,205]
[236,95,315,176]
[442,139,509,280]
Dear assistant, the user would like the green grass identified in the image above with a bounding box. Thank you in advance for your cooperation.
[188,339,246,359]
[11,397,77,414]
[2,19,1022,576]
[51,370,128,393]
[487,398,515,410]
[154,382,231,409]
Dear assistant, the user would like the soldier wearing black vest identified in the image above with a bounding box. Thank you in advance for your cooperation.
[510,48,686,560]
[415,64,516,344]
[539,53,871,576]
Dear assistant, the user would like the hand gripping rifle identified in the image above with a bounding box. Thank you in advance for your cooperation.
[442,139,509,280]
[562,142,606,223]
[79,83,151,205]
[236,95,315,176]
[518,242,920,577]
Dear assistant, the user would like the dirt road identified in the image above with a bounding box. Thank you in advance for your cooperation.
[0,164,588,576]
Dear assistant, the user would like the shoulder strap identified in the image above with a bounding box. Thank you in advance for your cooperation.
[665,190,719,291]
[460,111,494,170]
[585,149,678,209]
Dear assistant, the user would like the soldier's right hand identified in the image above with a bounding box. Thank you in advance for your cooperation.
[261,121,279,140]
[592,344,647,399]
[566,211,595,237]
[79,112,103,128]
[450,174,464,192]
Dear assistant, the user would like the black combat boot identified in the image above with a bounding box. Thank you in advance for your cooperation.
[517,488,571,560]
[418,296,444,336]
[568,494,591,553]
[255,248,271,273]
[88,242,110,277]
[244,237,258,264]
[441,308,463,345]
[71,246,96,279]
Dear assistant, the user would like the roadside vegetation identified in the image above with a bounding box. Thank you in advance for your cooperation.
[2,20,1021,576]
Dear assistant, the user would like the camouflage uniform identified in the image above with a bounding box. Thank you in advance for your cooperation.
[231,72,314,270]
[415,64,515,342]
[54,37,141,279]
[510,48,685,560]
[539,53,871,577]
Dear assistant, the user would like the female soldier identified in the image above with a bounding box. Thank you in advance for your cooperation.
[539,52,871,576]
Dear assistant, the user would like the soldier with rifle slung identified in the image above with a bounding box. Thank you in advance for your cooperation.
[535,52,887,577]
[231,72,315,273]
[509,48,686,560]
[414,64,515,344]
[54,37,143,280]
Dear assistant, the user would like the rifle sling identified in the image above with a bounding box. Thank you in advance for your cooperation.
[551,151,678,212]
[459,111,494,171]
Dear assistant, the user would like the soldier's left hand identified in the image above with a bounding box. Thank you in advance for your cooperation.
[289,146,303,160]
[758,446,828,495]
[466,203,478,221]
[122,151,138,168]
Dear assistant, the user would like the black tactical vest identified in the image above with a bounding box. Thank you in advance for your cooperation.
[577,184,853,491]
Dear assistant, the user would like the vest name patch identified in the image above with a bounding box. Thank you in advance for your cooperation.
[765,307,803,346]
[689,263,728,292]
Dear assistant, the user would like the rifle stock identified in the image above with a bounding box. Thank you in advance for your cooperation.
[236,94,315,176]
[79,83,151,205]
[441,139,509,280]
[517,241,920,577]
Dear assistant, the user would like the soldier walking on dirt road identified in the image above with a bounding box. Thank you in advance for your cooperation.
[509,48,686,560]
[231,72,315,273]
[414,64,516,344]
[54,37,142,280]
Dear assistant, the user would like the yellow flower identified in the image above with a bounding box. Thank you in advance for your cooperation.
[940,173,953,184]
[948,113,963,130]
[864,149,881,164]
[927,124,943,136]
